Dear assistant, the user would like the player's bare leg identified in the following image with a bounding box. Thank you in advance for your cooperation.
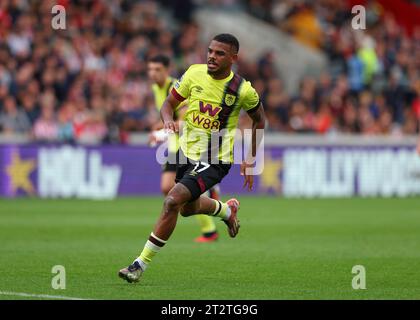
[152,184,240,241]
[181,195,240,238]
[161,172,218,242]
[119,183,190,283]
[119,184,239,283]
[152,183,191,239]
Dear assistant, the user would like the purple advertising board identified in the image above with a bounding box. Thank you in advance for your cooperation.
[1,144,420,198]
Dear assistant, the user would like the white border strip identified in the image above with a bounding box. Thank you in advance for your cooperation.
[1,132,418,147]
[0,291,91,300]
[128,133,419,147]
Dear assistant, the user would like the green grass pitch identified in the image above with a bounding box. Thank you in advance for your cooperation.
[1,196,420,300]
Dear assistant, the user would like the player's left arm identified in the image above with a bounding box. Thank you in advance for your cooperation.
[417,136,420,155]
[241,103,266,191]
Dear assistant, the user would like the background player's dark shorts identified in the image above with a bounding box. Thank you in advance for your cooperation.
[161,151,177,172]
[161,162,177,172]
[175,150,231,201]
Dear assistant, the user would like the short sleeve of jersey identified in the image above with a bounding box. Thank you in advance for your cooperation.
[240,82,260,112]
[173,65,196,100]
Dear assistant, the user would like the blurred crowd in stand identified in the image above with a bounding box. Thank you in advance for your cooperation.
[243,0,420,134]
[0,0,419,144]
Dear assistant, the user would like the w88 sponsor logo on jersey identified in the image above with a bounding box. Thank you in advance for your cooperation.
[191,101,222,130]
[191,112,220,130]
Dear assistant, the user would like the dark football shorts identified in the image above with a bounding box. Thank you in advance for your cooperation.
[175,149,231,201]
[161,151,177,173]
[161,162,177,173]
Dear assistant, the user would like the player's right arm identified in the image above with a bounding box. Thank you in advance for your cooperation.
[161,65,194,133]
[160,93,181,133]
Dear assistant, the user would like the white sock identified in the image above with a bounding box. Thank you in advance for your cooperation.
[134,258,148,271]
[212,200,231,221]
[225,205,231,220]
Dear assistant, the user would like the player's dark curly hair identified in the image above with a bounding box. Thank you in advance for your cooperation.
[213,33,239,54]
[148,54,170,67]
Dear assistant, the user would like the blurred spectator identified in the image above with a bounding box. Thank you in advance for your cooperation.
[280,2,324,49]
[57,102,75,142]
[20,93,39,125]
[0,95,31,134]
[33,104,58,142]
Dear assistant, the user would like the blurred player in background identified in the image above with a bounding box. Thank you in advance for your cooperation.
[147,55,220,243]
[119,33,265,283]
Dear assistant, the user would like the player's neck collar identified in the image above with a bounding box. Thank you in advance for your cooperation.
[207,70,234,82]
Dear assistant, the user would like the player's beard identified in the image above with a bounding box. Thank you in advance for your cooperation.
[207,64,229,78]
[207,68,216,76]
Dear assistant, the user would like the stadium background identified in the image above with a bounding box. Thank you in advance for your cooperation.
[1,0,420,300]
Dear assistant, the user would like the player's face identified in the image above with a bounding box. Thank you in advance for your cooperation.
[147,62,168,85]
[207,40,237,77]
